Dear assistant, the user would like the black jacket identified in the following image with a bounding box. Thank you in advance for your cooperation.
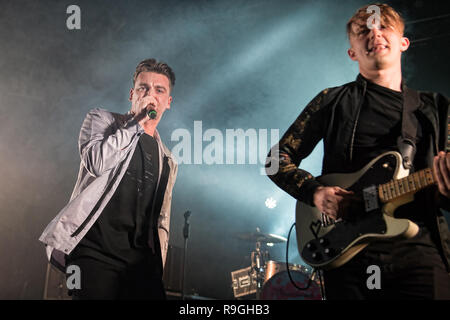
[266,74,450,272]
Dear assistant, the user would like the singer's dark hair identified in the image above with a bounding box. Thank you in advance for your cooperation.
[133,58,176,91]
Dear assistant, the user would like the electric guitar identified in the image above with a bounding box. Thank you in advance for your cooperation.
[295,151,438,270]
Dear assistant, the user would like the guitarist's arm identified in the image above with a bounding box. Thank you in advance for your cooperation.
[266,89,333,208]
[434,152,450,199]
[433,94,450,211]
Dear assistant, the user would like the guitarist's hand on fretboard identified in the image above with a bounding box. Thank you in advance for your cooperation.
[433,151,450,198]
[313,186,355,220]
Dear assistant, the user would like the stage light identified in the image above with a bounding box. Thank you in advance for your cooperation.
[265,197,277,209]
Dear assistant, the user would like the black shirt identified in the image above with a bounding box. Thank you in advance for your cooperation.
[352,78,436,253]
[352,80,404,171]
[72,133,160,268]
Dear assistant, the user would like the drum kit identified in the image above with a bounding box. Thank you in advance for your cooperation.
[231,228,323,300]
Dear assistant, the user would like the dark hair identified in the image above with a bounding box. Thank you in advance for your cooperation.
[133,58,176,91]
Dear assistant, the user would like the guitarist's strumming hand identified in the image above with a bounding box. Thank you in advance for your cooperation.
[433,151,450,198]
[313,186,355,220]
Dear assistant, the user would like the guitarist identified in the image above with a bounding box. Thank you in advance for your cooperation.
[266,3,450,299]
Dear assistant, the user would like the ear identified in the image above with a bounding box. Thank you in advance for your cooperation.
[347,48,358,61]
[166,96,173,110]
[129,88,134,101]
[400,36,410,52]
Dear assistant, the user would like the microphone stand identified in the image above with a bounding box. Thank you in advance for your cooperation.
[181,210,191,300]
[251,241,266,300]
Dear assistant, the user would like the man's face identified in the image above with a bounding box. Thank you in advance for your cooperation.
[347,20,409,72]
[129,71,172,122]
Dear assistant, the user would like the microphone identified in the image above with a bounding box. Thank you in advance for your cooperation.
[147,109,157,119]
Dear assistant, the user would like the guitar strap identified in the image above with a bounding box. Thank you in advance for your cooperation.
[398,85,421,171]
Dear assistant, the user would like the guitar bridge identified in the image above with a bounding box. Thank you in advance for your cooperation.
[321,213,341,227]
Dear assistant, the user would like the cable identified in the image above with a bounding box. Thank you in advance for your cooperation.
[285,222,316,290]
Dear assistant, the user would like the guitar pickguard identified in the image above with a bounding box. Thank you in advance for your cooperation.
[347,153,399,193]
[301,210,387,266]
[309,220,322,239]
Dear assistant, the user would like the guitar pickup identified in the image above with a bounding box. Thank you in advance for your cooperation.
[363,185,379,212]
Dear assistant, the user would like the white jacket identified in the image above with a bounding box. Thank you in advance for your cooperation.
[39,108,178,270]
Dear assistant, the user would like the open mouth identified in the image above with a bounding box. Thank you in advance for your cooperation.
[367,44,389,53]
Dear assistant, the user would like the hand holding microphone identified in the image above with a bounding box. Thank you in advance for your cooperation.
[133,96,158,127]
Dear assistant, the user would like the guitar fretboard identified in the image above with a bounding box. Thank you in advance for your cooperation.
[379,168,435,202]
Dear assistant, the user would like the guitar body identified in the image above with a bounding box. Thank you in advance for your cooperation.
[296,151,419,270]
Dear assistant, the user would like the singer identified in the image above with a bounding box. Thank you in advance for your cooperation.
[39,58,178,299]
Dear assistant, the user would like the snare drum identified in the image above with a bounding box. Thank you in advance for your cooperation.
[261,261,322,300]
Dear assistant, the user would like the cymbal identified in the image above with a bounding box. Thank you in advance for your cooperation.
[235,231,287,244]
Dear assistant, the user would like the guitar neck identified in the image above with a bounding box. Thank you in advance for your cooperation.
[378,168,435,203]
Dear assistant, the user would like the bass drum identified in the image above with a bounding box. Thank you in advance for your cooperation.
[260,262,322,300]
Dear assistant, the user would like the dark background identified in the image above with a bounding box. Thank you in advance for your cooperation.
[0,0,449,299]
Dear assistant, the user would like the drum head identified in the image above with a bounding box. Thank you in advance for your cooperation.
[260,270,322,300]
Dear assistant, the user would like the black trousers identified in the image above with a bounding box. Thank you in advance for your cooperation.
[323,243,450,300]
[66,254,166,300]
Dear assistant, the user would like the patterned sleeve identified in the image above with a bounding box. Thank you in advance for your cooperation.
[266,89,331,206]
